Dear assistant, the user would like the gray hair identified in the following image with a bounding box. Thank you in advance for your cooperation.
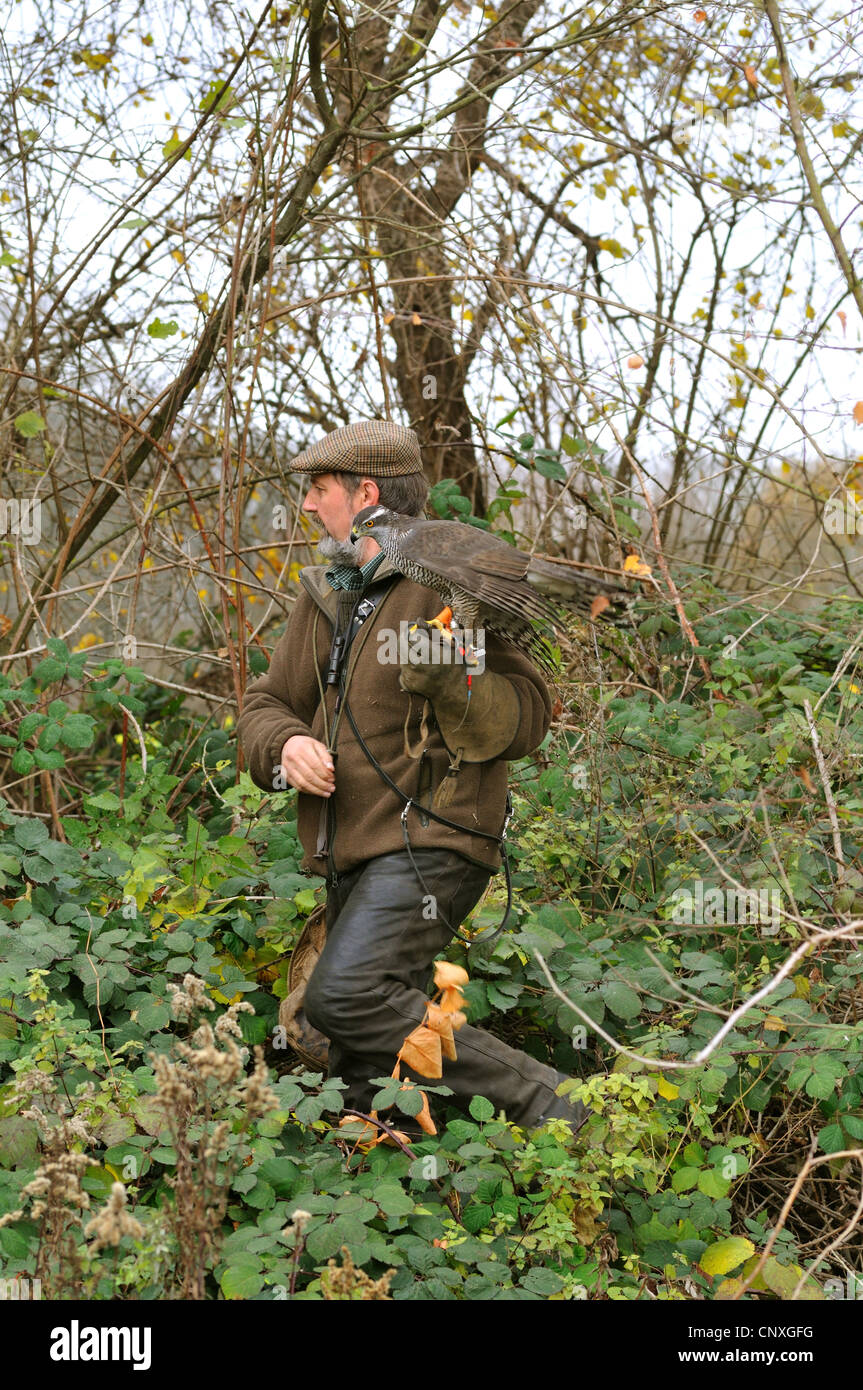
[334,469,429,517]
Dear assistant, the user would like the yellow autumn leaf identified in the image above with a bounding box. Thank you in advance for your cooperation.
[700,1236,755,1277]
[762,1014,785,1031]
[657,1075,679,1100]
[165,883,210,917]
[623,554,652,579]
[715,1276,747,1299]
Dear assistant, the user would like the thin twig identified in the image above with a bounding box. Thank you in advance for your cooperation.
[803,699,845,889]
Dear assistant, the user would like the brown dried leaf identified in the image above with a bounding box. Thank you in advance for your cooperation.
[434,961,468,990]
[590,594,611,620]
[416,1088,437,1135]
[380,1129,411,1147]
[338,1114,380,1151]
[853,400,863,426]
[439,986,467,1016]
[399,1024,442,1078]
[743,63,758,90]
[426,1003,457,1060]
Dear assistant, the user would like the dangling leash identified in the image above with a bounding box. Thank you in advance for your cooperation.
[341,691,515,947]
[316,583,516,946]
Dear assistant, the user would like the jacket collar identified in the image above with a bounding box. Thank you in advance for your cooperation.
[299,555,401,623]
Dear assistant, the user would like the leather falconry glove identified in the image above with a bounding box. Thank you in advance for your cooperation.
[398,621,520,763]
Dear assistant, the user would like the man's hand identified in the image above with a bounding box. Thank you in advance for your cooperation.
[281,735,336,796]
[398,622,520,763]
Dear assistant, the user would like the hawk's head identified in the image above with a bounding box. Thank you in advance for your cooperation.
[349,504,404,546]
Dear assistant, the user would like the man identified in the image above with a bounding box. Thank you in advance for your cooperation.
[238,420,589,1133]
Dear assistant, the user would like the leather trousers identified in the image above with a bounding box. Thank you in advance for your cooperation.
[303,848,580,1127]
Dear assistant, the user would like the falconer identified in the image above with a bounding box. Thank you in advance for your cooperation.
[238,420,589,1133]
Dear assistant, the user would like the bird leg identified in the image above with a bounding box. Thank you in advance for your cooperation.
[407,608,483,671]
[407,606,455,646]
[428,605,453,634]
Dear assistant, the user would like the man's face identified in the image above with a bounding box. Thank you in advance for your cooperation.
[302,473,381,565]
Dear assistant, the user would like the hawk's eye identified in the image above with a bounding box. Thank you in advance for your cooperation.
[364,519,374,527]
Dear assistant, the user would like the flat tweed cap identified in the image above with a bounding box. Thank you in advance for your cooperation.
[287,420,423,478]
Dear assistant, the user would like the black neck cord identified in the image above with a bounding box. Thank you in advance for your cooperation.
[341,689,514,946]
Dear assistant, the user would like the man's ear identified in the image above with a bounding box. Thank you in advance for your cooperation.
[357,477,380,508]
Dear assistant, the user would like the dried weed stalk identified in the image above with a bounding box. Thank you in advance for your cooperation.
[154,975,280,1298]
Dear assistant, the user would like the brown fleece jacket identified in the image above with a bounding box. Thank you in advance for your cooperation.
[237,557,553,877]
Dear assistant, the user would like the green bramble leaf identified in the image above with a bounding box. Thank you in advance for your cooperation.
[469,1095,494,1122]
[14,412,46,438]
[161,134,191,161]
[147,318,179,339]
